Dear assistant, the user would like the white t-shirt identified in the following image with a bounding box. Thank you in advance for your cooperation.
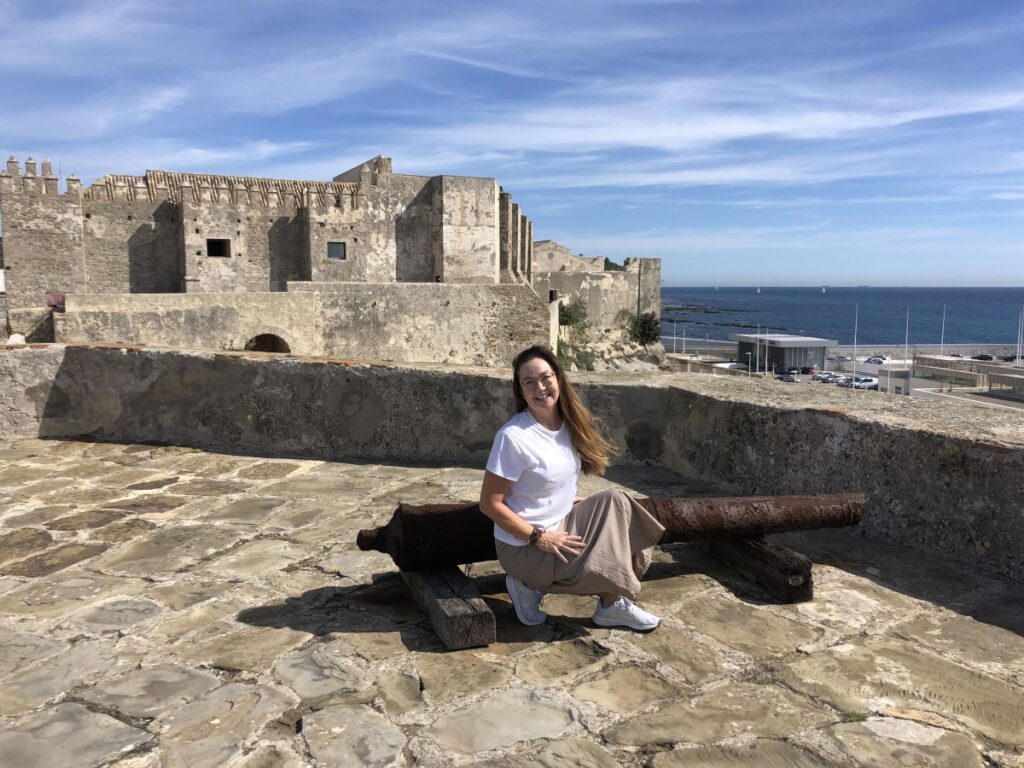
[485,410,581,545]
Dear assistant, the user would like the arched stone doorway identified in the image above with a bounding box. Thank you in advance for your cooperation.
[244,334,291,353]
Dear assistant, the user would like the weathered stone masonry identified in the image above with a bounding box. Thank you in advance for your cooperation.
[59,282,555,367]
[0,156,545,363]
[533,257,662,335]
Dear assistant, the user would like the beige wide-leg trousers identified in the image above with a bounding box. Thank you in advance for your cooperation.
[495,488,665,600]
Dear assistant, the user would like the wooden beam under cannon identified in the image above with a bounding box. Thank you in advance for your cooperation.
[357,493,864,649]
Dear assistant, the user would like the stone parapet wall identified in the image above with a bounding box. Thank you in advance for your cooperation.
[0,344,65,439]
[287,282,551,366]
[60,283,553,367]
[60,293,319,355]
[1,346,1022,580]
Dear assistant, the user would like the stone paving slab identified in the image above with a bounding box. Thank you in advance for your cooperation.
[0,631,65,678]
[155,683,295,768]
[0,702,152,768]
[778,636,1024,745]
[468,738,622,768]
[603,681,833,747]
[78,662,222,718]
[825,718,989,767]
[1,541,109,577]
[0,437,1023,767]
[303,703,407,767]
[0,638,142,716]
[0,570,150,619]
[424,689,578,755]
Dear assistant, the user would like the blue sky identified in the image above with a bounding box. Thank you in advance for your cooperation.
[2,0,1023,286]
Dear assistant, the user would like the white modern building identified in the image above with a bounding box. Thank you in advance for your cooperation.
[730,333,836,373]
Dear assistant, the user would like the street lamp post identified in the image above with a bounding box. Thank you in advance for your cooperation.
[745,352,751,378]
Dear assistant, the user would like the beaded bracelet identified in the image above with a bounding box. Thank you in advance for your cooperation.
[528,525,545,546]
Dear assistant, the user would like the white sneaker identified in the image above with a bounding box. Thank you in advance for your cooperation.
[593,597,660,631]
[506,574,546,626]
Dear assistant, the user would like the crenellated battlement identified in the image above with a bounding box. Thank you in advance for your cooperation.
[2,158,364,211]
[0,156,81,199]
[84,170,360,207]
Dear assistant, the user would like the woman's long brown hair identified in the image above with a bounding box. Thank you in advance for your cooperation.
[512,345,616,475]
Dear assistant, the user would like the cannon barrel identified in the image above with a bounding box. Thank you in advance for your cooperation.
[638,493,863,541]
[356,492,864,572]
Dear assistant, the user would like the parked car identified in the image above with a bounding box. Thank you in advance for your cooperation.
[833,355,851,362]
[813,371,834,382]
[800,366,817,375]
[786,367,800,375]
[777,374,799,383]
[834,376,851,386]
[1001,355,1024,363]
[865,356,885,365]
[853,376,879,390]
[971,354,994,361]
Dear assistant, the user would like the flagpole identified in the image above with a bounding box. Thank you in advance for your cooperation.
[940,304,946,356]
[905,307,911,397]
[755,325,760,375]
[853,304,858,387]
[1018,305,1023,367]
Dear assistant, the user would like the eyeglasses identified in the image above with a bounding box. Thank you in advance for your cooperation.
[521,370,557,390]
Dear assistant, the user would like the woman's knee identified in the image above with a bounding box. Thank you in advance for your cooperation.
[596,487,632,507]
[590,487,628,502]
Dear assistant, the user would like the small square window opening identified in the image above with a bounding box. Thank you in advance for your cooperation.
[327,242,347,261]
[207,238,231,258]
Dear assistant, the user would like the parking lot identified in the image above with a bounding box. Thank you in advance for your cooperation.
[770,357,1024,411]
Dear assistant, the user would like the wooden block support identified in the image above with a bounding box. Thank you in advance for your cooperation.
[706,537,814,603]
[401,567,496,650]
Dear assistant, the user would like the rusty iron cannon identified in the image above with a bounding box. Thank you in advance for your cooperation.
[357,492,864,571]
[357,492,864,650]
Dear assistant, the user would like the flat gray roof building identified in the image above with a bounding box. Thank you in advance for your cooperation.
[729,333,838,373]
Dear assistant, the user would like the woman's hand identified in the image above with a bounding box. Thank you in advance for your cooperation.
[535,531,587,563]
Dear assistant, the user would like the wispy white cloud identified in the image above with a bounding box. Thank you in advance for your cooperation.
[0,1,179,71]
[0,86,190,141]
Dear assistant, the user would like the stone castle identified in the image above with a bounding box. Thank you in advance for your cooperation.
[0,155,660,365]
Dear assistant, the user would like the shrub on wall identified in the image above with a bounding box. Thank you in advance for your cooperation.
[628,311,661,345]
[558,297,589,329]
[556,339,596,371]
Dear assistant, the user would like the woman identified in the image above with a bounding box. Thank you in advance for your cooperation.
[479,345,665,631]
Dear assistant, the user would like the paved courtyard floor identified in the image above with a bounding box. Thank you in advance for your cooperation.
[0,437,1022,767]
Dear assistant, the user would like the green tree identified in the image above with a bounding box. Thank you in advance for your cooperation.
[629,311,661,344]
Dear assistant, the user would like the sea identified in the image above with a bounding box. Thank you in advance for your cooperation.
[661,287,1024,347]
